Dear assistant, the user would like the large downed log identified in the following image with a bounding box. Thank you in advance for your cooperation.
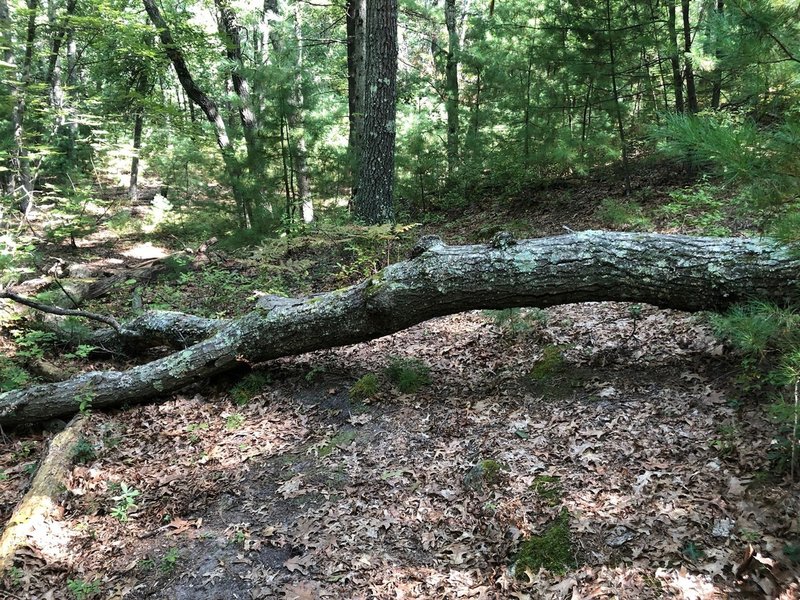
[1,231,798,426]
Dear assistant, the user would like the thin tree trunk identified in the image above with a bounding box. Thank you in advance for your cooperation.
[288,0,312,223]
[129,110,144,202]
[523,52,533,167]
[605,0,631,194]
[142,0,251,228]
[710,0,723,109]
[444,0,460,179]
[668,0,685,112]
[3,231,800,426]
[353,0,398,225]
[215,0,262,176]
[682,0,699,113]
[15,0,38,217]
[0,0,16,196]
[346,0,366,194]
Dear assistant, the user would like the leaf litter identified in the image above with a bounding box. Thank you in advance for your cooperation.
[1,302,799,599]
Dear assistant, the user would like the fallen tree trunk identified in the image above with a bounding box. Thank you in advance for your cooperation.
[0,416,86,572]
[1,231,798,426]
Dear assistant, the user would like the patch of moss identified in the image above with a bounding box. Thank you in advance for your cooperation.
[528,345,565,381]
[349,373,379,401]
[514,510,576,576]
[464,459,506,490]
[230,372,271,406]
[318,428,357,458]
[386,357,431,393]
[530,474,562,506]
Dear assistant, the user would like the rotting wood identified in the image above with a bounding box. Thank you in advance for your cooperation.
[0,415,85,573]
[0,231,798,426]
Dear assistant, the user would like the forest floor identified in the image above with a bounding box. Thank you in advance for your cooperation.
[1,164,799,599]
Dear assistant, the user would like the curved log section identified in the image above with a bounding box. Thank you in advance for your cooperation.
[1,231,798,425]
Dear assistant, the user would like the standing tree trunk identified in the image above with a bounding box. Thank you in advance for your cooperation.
[353,0,398,225]
[681,0,699,113]
[14,0,37,217]
[0,0,16,197]
[142,0,252,228]
[288,0,312,223]
[667,0,685,112]
[346,0,366,195]
[444,0,459,179]
[605,0,631,194]
[215,0,262,176]
[710,0,723,109]
[129,109,144,202]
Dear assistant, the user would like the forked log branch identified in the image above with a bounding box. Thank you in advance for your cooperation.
[1,231,798,426]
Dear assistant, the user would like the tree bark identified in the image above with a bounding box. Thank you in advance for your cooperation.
[346,0,366,193]
[444,0,460,179]
[0,416,86,573]
[288,0,312,224]
[0,0,16,196]
[667,0,685,113]
[352,0,398,225]
[681,0,699,113]
[2,231,799,426]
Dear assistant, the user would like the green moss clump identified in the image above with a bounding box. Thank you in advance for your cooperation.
[464,459,506,490]
[530,474,562,506]
[528,345,565,381]
[514,510,575,576]
[386,357,431,393]
[349,373,379,400]
[230,372,271,406]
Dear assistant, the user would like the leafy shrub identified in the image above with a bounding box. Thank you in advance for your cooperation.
[0,358,30,392]
[658,184,730,236]
[67,577,101,600]
[385,357,431,393]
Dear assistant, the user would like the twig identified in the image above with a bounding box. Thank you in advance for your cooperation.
[0,288,120,331]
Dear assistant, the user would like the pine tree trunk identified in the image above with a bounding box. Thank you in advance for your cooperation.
[15,0,37,217]
[346,0,366,194]
[0,0,16,197]
[2,231,800,426]
[710,0,723,109]
[605,0,631,194]
[444,0,460,179]
[289,0,313,223]
[129,110,144,202]
[353,0,398,225]
[667,0,685,113]
[682,0,699,113]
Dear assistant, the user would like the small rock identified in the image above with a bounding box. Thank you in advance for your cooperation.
[605,526,635,547]
[711,518,735,538]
